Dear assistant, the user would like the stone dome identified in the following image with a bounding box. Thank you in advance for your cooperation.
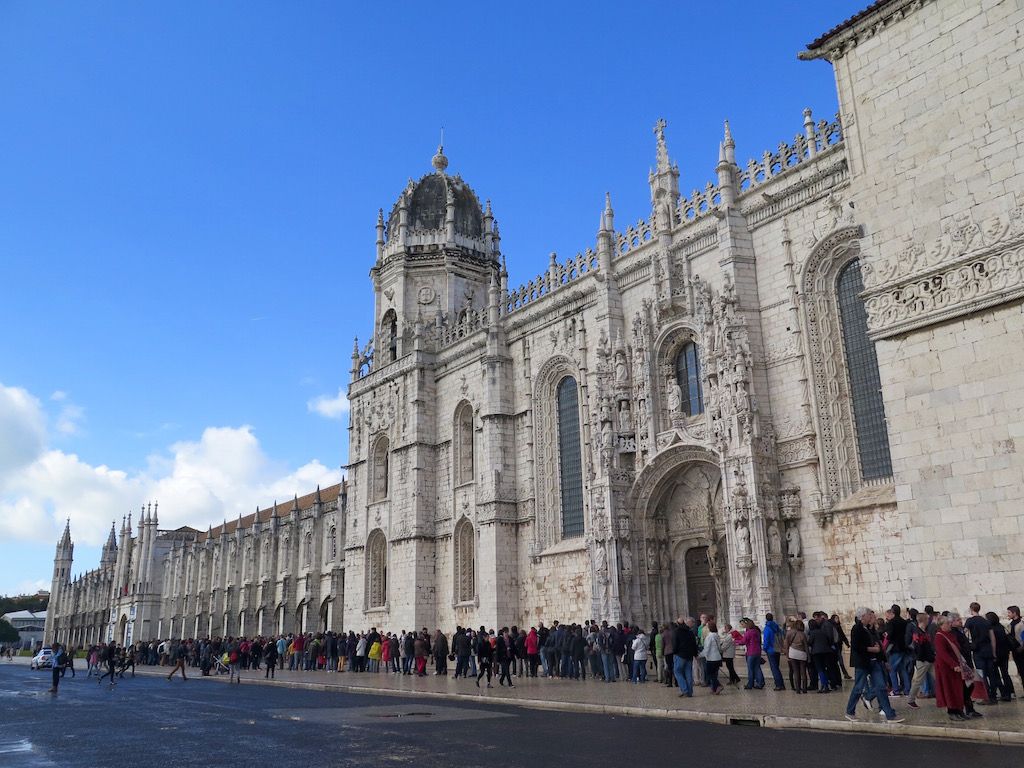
[386,149,485,240]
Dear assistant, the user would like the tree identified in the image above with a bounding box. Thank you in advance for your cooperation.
[0,618,18,644]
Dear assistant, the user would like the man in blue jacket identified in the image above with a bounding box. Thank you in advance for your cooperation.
[48,643,66,694]
[763,613,786,691]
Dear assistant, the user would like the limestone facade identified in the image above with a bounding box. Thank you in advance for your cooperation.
[44,0,1024,643]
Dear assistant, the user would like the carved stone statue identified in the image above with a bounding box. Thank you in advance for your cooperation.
[614,351,628,383]
[767,521,782,556]
[659,542,670,571]
[646,541,658,572]
[706,539,721,571]
[595,544,608,583]
[667,376,683,413]
[735,520,751,559]
[786,524,802,559]
[619,401,633,432]
[620,543,633,576]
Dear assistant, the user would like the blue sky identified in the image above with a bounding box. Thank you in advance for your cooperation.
[0,1,866,596]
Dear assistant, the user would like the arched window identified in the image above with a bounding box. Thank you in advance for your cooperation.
[328,526,337,562]
[366,529,387,608]
[454,402,474,485]
[675,341,704,417]
[381,309,398,363]
[836,259,893,480]
[453,518,475,603]
[371,436,390,501]
[557,376,585,538]
[303,532,312,567]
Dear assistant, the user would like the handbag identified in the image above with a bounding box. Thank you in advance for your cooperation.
[788,647,808,662]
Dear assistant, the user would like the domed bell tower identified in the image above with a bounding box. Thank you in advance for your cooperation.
[368,145,501,364]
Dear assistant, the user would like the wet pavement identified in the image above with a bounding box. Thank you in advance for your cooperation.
[0,661,1020,767]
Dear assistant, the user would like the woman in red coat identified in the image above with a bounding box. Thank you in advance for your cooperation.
[933,615,967,721]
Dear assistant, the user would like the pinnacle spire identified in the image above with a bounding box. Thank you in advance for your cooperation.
[654,118,670,174]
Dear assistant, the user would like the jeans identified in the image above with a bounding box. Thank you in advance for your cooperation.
[673,655,693,695]
[766,652,785,688]
[745,656,765,688]
[602,652,617,682]
[455,655,470,678]
[888,651,909,694]
[705,659,721,692]
[631,659,647,682]
[846,661,896,718]
[541,648,552,677]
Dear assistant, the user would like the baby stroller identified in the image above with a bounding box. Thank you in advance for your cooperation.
[213,652,231,676]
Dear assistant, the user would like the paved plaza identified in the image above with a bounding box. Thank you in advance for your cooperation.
[1,663,1018,768]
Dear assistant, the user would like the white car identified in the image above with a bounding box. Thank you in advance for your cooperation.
[29,648,53,670]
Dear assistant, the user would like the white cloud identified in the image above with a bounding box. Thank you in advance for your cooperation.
[50,391,67,402]
[0,384,342,550]
[307,388,350,420]
[0,384,47,483]
[55,403,84,435]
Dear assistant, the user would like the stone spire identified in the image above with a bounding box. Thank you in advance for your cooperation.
[648,118,680,217]
[59,518,72,550]
[375,208,385,260]
[717,120,738,207]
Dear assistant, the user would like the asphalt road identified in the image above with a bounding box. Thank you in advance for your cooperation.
[0,664,1017,767]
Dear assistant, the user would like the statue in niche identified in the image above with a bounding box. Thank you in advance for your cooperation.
[742,567,755,608]
[646,541,658,572]
[620,543,633,576]
[706,539,723,572]
[659,542,670,571]
[667,376,683,414]
[767,521,782,556]
[735,520,751,559]
[614,351,628,384]
[786,524,802,560]
[619,401,633,433]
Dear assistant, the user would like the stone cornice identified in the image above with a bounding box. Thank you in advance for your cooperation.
[863,199,1024,339]
[799,0,935,62]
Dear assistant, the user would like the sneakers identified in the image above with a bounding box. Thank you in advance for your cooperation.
[885,715,905,723]
[844,713,857,722]
[907,700,920,709]
[861,695,873,711]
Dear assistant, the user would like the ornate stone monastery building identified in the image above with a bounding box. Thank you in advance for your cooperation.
[46,0,1024,644]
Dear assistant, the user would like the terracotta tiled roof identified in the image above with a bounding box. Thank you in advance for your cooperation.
[805,0,896,50]
[198,481,345,542]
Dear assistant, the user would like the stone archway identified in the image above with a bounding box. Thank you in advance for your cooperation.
[626,444,728,624]
[117,614,128,645]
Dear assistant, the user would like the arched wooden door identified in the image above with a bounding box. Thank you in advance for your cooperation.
[685,546,717,619]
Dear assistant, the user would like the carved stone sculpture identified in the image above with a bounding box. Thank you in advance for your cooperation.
[620,543,633,576]
[786,524,802,560]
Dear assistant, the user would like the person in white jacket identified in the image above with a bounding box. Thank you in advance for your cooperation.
[631,630,650,683]
[703,620,724,694]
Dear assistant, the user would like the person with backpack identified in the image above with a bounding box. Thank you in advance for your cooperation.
[631,628,650,683]
[48,643,66,694]
[264,638,278,678]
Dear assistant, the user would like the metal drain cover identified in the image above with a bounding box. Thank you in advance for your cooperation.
[267,705,510,726]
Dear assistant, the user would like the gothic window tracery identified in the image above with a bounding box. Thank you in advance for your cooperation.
[454,401,474,486]
[381,309,398,363]
[366,529,387,608]
[557,376,585,539]
[328,526,337,562]
[675,341,705,417]
[371,436,390,501]
[453,518,475,603]
[836,259,893,480]
[303,532,312,567]
[803,228,894,502]
[533,357,589,551]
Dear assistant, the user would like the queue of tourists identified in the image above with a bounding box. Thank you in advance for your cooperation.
[46,601,1024,724]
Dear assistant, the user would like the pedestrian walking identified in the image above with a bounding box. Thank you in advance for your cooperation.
[167,641,188,681]
[48,643,66,694]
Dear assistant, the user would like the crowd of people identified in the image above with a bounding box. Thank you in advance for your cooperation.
[41,601,1024,725]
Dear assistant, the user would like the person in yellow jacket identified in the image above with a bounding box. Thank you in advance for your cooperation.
[368,639,382,672]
